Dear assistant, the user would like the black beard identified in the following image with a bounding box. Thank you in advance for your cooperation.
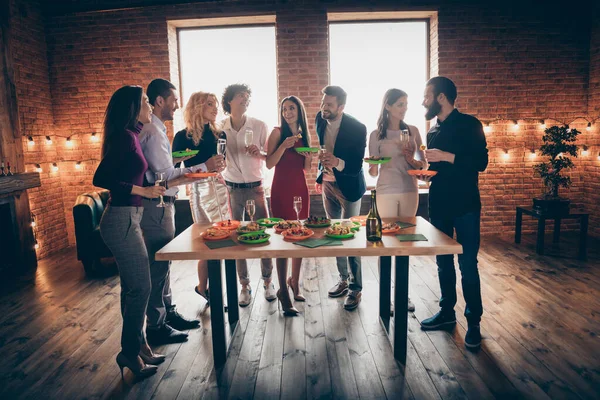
[322,110,338,120]
[425,100,441,121]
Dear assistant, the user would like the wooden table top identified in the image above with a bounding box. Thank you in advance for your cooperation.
[156,217,463,261]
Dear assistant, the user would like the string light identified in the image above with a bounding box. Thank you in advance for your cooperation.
[66,137,73,148]
[540,119,546,129]
[51,163,59,172]
[512,120,519,129]
[587,122,592,132]
[91,132,99,142]
[31,213,36,228]
[503,150,510,160]
[45,136,52,145]
[75,162,81,170]
[34,240,39,250]
[529,150,536,158]
[597,152,600,161]
[28,136,34,146]
[35,164,42,173]
[483,122,491,134]
[582,146,589,156]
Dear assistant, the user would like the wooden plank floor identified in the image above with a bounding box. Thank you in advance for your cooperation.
[0,233,598,399]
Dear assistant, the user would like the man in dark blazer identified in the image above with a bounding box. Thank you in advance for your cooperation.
[315,85,367,310]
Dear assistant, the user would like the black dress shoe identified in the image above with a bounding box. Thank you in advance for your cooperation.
[465,324,481,349]
[146,324,189,345]
[420,310,456,330]
[165,310,200,331]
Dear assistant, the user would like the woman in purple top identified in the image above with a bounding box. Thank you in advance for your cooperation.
[93,86,166,380]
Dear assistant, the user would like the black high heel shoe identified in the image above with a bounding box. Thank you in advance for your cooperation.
[276,289,299,316]
[116,352,158,380]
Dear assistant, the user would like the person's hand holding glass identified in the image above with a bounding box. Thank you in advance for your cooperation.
[155,172,167,208]
[319,144,334,174]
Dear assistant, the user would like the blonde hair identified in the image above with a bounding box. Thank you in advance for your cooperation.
[183,91,221,146]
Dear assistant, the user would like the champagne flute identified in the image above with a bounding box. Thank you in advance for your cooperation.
[155,172,166,208]
[319,144,332,174]
[245,199,255,223]
[293,196,302,221]
[400,129,410,151]
[217,138,227,156]
[244,128,254,153]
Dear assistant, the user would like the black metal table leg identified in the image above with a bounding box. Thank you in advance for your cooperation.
[553,218,561,244]
[379,256,392,333]
[579,215,588,260]
[536,218,546,255]
[515,208,522,243]
[394,256,409,365]
[208,259,227,369]
[225,259,239,328]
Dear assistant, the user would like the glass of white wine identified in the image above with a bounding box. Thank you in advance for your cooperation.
[245,199,255,223]
[217,138,227,156]
[244,128,254,153]
[293,196,302,221]
[155,172,166,208]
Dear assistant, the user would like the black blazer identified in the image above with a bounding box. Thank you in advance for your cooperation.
[315,111,367,202]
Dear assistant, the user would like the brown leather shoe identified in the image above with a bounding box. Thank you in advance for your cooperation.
[328,280,349,298]
[343,291,362,310]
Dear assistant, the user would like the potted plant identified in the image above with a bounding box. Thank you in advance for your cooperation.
[532,125,580,215]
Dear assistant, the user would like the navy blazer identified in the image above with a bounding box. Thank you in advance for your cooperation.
[315,111,367,202]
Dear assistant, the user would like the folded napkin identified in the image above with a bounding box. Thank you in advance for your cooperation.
[395,221,416,229]
[204,239,238,249]
[395,234,428,242]
[294,238,343,248]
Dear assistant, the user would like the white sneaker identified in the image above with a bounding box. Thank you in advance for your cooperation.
[263,281,277,301]
[239,286,252,307]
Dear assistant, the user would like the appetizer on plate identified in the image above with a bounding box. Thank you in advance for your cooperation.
[282,227,314,241]
[274,220,303,233]
[237,232,271,244]
[236,222,265,234]
[212,219,240,230]
[325,225,354,236]
[382,222,400,233]
[201,228,231,241]
[304,215,331,227]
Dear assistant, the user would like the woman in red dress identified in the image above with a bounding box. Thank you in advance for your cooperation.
[266,95,313,315]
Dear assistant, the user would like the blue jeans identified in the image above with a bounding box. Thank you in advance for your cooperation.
[322,181,362,292]
[430,211,483,325]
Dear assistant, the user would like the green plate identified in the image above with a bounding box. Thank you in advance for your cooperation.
[295,147,319,153]
[364,157,391,165]
[173,150,199,157]
[332,221,361,231]
[325,233,355,240]
[256,217,284,227]
[238,232,271,244]
[304,221,331,228]
[236,226,266,235]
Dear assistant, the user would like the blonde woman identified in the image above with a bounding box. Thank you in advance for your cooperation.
[173,92,228,303]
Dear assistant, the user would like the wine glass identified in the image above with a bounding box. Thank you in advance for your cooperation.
[400,129,410,150]
[319,144,332,174]
[293,196,302,221]
[245,199,255,223]
[244,128,254,152]
[155,172,166,208]
[217,138,227,156]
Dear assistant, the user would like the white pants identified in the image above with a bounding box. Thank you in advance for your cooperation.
[189,179,231,224]
[376,192,419,218]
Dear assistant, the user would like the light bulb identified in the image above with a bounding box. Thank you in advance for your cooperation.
[34,240,39,250]
[75,162,81,170]
[66,137,73,148]
[582,146,589,156]
[28,136,34,146]
[483,123,491,134]
[45,136,52,145]
[540,119,546,129]
[91,133,99,142]
[587,122,592,132]
[35,164,42,173]
[529,151,536,158]
[52,163,59,172]
[503,151,510,160]
[513,120,519,129]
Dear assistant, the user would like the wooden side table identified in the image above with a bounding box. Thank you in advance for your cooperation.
[515,206,588,260]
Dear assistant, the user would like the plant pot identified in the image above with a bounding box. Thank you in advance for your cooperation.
[532,197,570,216]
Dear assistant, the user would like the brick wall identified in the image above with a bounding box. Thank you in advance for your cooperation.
[10,0,600,258]
[10,0,69,259]
[588,3,600,237]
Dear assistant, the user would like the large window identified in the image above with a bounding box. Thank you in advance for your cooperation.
[177,25,278,190]
[329,20,429,186]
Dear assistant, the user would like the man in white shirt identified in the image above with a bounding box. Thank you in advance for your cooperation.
[140,79,223,345]
[220,84,275,306]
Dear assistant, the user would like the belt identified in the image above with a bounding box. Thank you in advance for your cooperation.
[225,180,261,189]
[149,195,175,203]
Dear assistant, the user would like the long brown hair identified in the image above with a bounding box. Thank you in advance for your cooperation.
[279,95,310,147]
[183,91,221,146]
[101,85,143,158]
[376,88,409,140]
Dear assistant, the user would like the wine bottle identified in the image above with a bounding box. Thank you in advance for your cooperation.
[366,189,382,242]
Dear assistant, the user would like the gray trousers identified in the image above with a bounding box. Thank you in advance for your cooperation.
[322,181,363,292]
[227,185,273,285]
[99,206,150,358]
[140,198,175,329]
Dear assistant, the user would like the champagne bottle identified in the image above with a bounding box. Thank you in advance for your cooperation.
[366,189,382,242]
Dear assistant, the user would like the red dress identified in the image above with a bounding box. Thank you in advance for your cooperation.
[270,132,310,220]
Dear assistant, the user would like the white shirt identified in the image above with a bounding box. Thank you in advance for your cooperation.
[322,116,345,182]
[221,116,269,183]
[139,114,205,196]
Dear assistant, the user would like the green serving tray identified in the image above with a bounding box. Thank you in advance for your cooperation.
[173,150,199,157]
[325,232,355,240]
[238,232,271,244]
[256,217,283,227]
[364,157,391,165]
[295,147,319,153]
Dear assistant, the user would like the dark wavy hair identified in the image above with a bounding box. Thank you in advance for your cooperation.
[321,85,347,106]
[101,85,143,158]
[376,88,409,140]
[426,76,457,105]
[221,83,251,115]
[279,95,310,147]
